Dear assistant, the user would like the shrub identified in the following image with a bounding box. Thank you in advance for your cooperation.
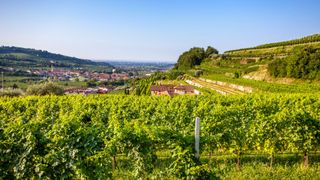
[0,88,24,97]
[26,83,64,95]
[194,70,203,77]
[234,71,241,78]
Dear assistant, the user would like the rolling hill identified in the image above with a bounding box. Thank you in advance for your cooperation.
[224,34,320,57]
[0,46,113,71]
[196,33,320,79]
[173,34,320,94]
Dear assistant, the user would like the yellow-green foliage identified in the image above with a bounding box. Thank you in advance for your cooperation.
[26,82,64,95]
[225,34,320,55]
[225,42,320,57]
[0,88,24,97]
[0,94,320,179]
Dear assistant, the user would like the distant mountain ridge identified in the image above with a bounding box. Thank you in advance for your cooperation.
[0,46,112,70]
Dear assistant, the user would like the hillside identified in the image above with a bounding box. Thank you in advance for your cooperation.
[173,34,320,94]
[224,34,320,57]
[0,46,113,71]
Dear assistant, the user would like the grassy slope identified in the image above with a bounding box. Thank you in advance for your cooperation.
[225,33,320,56]
[225,41,320,57]
[202,73,320,93]
[191,35,320,93]
[1,75,87,89]
[196,60,320,93]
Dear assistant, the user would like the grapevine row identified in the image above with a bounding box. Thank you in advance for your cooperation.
[0,94,319,178]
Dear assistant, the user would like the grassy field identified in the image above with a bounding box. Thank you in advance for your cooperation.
[201,73,320,93]
[55,81,87,88]
[1,75,88,89]
[1,76,41,89]
[199,59,262,75]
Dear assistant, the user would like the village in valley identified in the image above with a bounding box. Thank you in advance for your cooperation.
[31,67,201,96]
[29,68,130,82]
[1,60,200,96]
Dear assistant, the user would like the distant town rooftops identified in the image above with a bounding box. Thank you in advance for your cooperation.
[150,85,175,91]
[173,85,194,92]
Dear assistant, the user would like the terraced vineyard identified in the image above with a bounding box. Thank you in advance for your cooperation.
[224,34,320,57]
[185,76,250,95]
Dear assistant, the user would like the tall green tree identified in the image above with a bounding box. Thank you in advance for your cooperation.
[205,46,219,57]
[174,46,218,70]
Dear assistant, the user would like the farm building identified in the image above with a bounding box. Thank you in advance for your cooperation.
[150,85,199,96]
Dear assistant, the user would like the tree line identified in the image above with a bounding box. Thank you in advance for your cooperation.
[268,47,320,79]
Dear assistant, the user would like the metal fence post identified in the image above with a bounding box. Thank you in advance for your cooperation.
[195,117,200,160]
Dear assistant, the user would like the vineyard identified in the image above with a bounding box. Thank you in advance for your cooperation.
[185,77,247,95]
[201,73,320,93]
[225,34,320,53]
[1,94,320,179]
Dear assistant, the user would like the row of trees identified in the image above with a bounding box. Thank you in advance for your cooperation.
[268,47,320,79]
[225,34,320,53]
[0,94,319,178]
[174,46,218,70]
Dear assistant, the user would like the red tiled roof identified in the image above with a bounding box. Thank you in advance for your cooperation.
[174,85,194,92]
[150,85,195,95]
[150,85,175,91]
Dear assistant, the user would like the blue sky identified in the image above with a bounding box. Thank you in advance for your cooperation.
[0,0,319,62]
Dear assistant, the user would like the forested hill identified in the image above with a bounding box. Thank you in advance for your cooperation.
[0,46,113,70]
